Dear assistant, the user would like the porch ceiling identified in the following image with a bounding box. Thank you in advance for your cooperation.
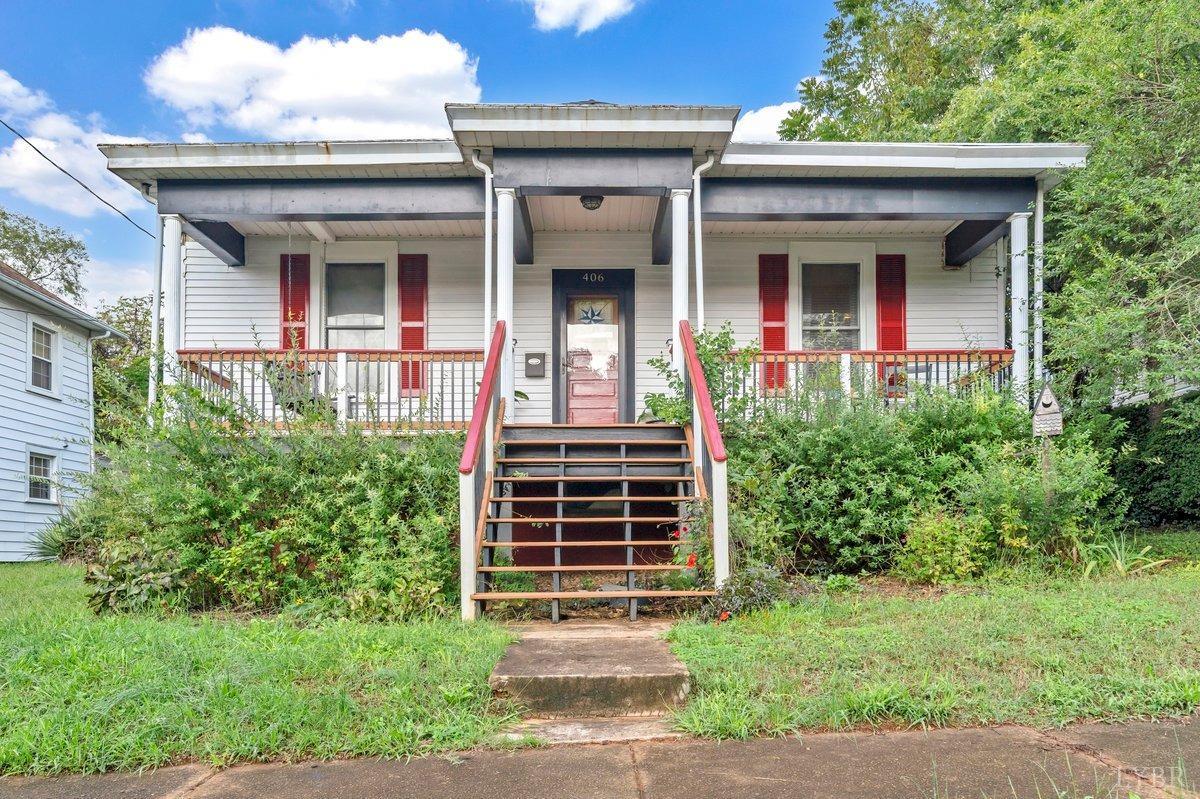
[228,216,962,240]
[525,195,659,232]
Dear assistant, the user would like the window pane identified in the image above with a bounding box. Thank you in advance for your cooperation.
[326,263,385,328]
[32,326,53,359]
[28,454,52,500]
[31,325,54,390]
[32,357,52,390]
[327,328,386,349]
[802,263,860,349]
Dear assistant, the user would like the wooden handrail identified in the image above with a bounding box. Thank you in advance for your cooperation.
[743,348,1014,358]
[177,347,483,358]
[678,321,727,463]
[458,321,507,475]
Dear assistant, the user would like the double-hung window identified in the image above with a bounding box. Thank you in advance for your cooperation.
[801,263,861,350]
[27,452,55,502]
[30,322,55,393]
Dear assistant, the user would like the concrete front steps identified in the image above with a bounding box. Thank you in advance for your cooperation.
[490,620,690,744]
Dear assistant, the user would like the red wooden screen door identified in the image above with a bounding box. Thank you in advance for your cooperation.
[565,295,620,423]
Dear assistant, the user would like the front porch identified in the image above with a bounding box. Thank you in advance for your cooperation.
[100,103,1085,620]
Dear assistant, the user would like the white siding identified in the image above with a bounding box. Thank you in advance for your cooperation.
[180,232,1006,424]
[698,237,1004,351]
[0,291,93,561]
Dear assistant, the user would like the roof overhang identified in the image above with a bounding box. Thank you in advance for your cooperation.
[0,270,123,337]
[446,103,740,159]
[716,141,1089,187]
[99,139,472,193]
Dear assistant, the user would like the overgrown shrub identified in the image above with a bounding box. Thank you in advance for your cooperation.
[734,404,934,571]
[1112,396,1200,525]
[645,322,759,430]
[718,386,1121,578]
[953,438,1119,558]
[704,566,802,620]
[57,385,462,618]
[894,508,989,584]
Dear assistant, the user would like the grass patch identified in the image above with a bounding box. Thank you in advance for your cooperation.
[0,563,515,776]
[669,569,1200,739]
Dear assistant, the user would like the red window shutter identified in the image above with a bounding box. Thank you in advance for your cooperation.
[875,254,907,351]
[398,254,428,392]
[279,254,310,349]
[759,254,788,390]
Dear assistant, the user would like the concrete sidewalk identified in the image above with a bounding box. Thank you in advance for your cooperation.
[4,718,1199,799]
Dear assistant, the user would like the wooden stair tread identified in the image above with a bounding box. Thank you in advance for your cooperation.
[498,457,689,464]
[495,475,694,483]
[502,423,681,429]
[488,516,680,524]
[472,589,714,600]
[488,496,698,503]
[478,564,686,573]
[480,539,678,548]
[502,439,689,446]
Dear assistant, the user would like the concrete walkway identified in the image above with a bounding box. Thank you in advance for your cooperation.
[5,717,1200,799]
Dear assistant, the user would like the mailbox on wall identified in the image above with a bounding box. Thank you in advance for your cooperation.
[524,352,546,379]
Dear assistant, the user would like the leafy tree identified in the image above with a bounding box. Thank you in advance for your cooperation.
[0,207,88,303]
[781,0,1200,408]
[92,295,153,442]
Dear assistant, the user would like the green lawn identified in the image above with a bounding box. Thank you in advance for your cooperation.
[0,563,515,776]
[669,568,1200,739]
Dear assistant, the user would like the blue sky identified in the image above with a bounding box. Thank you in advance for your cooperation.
[0,0,834,306]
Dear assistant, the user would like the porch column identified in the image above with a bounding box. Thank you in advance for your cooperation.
[496,187,517,412]
[1033,181,1046,386]
[160,214,183,386]
[670,188,691,373]
[1009,212,1032,406]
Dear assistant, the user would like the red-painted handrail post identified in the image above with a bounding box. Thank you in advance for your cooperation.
[457,321,507,621]
[678,321,730,586]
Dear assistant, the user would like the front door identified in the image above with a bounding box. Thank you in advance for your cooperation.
[566,295,620,423]
[553,269,635,424]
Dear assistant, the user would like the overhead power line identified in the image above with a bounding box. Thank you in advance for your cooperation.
[0,116,155,238]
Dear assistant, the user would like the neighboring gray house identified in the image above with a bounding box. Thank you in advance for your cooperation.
[0,263,120,561]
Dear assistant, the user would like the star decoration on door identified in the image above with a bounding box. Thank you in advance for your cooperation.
[578,305,607,324]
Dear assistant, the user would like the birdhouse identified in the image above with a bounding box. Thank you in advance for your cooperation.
[1032,385,1063,437]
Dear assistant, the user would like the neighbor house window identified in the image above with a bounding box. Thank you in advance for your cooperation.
[30,323,55,392]
[27,453,55,502]
[801,263,860,349]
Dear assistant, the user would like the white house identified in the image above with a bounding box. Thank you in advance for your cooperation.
[0,263,121,561]
[101,102,1088,618]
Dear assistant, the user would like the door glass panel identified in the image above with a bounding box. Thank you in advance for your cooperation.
[566,296,619,423]
[802,262,860,349]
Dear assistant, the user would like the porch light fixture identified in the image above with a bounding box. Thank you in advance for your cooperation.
[579,195,604,211]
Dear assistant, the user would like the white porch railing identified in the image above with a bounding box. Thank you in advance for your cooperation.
[176,347,484,431]
[715,349,1015,418]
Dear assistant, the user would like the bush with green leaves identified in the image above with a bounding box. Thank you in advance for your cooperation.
[720,387,1121,579]
[644,322,759,430]
[894,508,990,585]
[953,438,1119,560]
[704,566,804,620]
[1113,396,1200,525]
[56,385,463,618]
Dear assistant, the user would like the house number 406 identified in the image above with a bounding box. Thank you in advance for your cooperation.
[581,272,605,282]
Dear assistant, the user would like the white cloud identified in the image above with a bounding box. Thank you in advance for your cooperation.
[145,27,481,140]
[181,131,211,143]
[0,70,145,218]
[732,101,804,142]
[525,0,637,33]
[85,258,154,310]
